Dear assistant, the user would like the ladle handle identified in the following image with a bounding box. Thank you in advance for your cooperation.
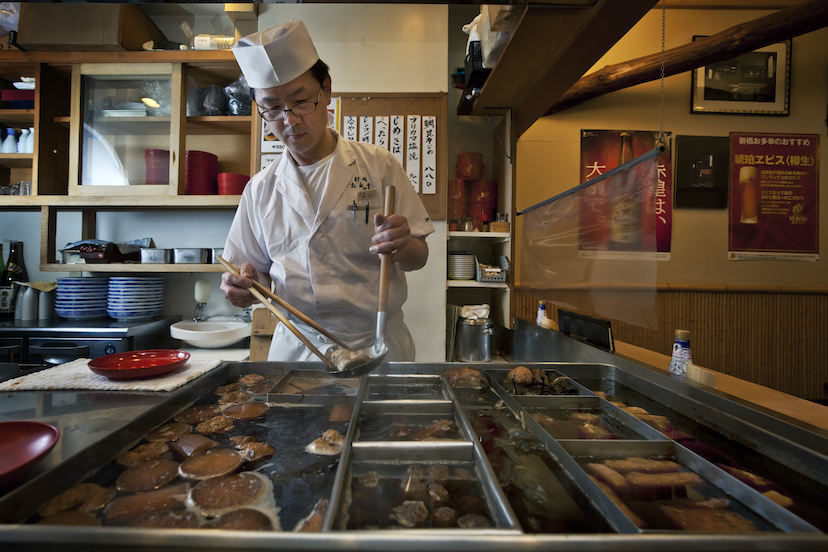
[378,185,396,314]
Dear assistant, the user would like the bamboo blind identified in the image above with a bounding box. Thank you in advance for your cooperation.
[515,287,828,401]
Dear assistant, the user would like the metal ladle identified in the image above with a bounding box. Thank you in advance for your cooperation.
[328,185,395,378]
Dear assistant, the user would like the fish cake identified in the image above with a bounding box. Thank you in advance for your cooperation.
[603,457,682,474]
[39,483,116,518]
[145,422,192,443]
[116,441,170,467]
[625,471,704,490]
[660,504,758,532]
[116,459,180,492]
[585,463,629,495]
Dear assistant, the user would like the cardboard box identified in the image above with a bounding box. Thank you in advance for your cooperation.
[17,4,166,52]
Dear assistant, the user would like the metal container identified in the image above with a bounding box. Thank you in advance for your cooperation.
[173,248,208,264]
[454,317,493,362]
[140,248,172,264]
[60,250,83,264]
[209,247,224,264]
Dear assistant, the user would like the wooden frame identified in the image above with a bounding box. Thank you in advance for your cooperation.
[691,38,791,116]
[674,135,729,209]
[69,62,181,197]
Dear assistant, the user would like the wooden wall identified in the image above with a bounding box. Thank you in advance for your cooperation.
[514,287,828,401]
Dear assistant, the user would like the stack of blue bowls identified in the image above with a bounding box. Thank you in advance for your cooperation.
[55,277,109,319]
[107,277,165,321]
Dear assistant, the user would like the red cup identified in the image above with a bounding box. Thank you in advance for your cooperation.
[145,149,170,185]
[456,152,485,180]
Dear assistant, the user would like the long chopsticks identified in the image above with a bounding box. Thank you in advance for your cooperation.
[216,256,350,349]
[216,255,338,371]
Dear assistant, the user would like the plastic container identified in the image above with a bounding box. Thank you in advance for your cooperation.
[668,329,692,378]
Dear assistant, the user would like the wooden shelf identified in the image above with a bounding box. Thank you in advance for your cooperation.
[448,231,510,241]
[90,115,170,135]
[0,153,33,169]
[463,1,656,137]
[447,280,508,289]
[187,115,253,135]
[41,263,224,273]
[0,109,35,125]
[0,195,240,208]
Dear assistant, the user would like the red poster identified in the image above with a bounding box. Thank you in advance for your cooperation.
[728,132,819,260]
[580,130,673,256]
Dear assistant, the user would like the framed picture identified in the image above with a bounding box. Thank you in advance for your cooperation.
[674,135,729,209]
[691,38,791,116]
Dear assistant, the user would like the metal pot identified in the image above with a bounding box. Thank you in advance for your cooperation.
[454,317,493,362]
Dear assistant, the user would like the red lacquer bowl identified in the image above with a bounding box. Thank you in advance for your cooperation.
[0,421,60,487]
[88,349,191,380]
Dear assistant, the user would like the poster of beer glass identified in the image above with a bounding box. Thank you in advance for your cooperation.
[691,38,791,116]
[728,132,819,261]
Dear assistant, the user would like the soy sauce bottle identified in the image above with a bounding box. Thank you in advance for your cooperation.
[1,241,28,316]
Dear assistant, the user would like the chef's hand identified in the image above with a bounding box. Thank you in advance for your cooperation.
[220,262,259,308]
[370,213,429,271]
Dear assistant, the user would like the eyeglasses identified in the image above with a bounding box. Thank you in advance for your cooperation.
[257,88,323,122]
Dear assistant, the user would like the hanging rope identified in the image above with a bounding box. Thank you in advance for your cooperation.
[658,0,666,149]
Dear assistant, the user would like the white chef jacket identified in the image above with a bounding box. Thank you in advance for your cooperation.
[224,130,434,362]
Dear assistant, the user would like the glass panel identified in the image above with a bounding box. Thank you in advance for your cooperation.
[80,72,172,187]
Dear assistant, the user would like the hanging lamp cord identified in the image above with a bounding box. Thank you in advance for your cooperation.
[658,0,666,149]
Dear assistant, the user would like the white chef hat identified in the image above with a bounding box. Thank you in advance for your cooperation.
[232,20,320,89]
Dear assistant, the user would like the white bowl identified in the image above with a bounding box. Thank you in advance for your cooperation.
[170,320,251,349]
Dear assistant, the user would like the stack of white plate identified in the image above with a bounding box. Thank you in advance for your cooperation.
[55,277,109,319]
[107,277,165,321]
[448,254,476,280]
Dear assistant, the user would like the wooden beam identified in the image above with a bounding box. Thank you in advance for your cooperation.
[506,0,656,138]
[547,0,828,114]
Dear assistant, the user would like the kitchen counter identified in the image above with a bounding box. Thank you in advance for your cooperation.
[179,347,249,362]
[0,328,826,549]
[613,341,828,431]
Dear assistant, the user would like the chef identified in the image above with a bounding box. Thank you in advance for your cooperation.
[221,21,434,362]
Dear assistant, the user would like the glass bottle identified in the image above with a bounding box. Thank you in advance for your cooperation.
[1,241,27,316]
[668,329,692,378]
[608,131,642,251]
[2,241,28,284]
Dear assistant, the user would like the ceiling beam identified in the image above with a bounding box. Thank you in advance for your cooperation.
[546,0,828,114]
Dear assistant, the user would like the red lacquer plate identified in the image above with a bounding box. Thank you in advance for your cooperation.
[0,421,60,487]
[88,349,191,380]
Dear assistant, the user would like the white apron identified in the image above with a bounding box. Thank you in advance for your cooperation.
[224,131,433,362]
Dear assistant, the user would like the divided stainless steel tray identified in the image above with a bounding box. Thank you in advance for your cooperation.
[0,361,826,551]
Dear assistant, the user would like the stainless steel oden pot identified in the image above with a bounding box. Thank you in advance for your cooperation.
[454,317,493,362]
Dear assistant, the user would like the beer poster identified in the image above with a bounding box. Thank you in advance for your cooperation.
[580,130,673,257]
[728,132,819,260]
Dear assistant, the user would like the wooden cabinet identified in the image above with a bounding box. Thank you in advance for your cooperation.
[0,51,256,273]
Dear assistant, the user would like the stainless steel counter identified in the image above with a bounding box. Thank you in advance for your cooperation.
[0,328,826,551]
